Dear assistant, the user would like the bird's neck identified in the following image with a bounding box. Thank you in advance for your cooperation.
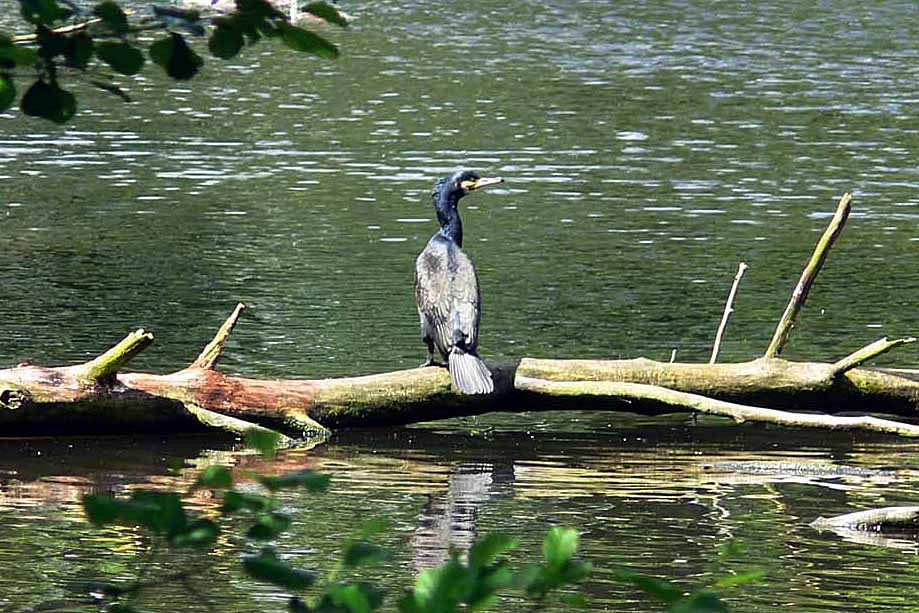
[435,195,463,247]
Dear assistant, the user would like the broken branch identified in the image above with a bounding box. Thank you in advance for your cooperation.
[765,193,852,358]
[190,303,246,370]
[70,329,154,383]
[830,337,917,377]
[710,262,748,364]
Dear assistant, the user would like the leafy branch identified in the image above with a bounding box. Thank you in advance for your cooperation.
[1,0,346,123]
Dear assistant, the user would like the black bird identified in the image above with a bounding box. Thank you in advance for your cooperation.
[414,170,503,394]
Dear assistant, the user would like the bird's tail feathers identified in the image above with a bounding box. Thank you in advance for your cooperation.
[448,349,494,395]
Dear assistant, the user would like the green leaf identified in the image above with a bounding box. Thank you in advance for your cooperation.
[469,533,518,571]
[717,540,747,559]
[93,1,129,34]
[559,559,592,583]
[259,469,330,493]
[20,79,76,124]
[543,527,579,568]
[670,590,729,613]
[194,465,234,490]
[343,542,390,567]
[245,428,282,458]
[405,556,468,611]
[172,518,219,548]
[467,565,513,610]
[614,569,682,604]
[0,37,39,67]
[96,40,145,76]
[243,548,317,591]
[64,32,94,70]
[21,0,67,26]
[237,0,281,17]
[0,74,16,112]
[35,26,69,59]
[209,23,244,59]
[129,491,188,536]
[83,493,122,525]
[279,23,338,58]
[712,569,767,589]
[222,490,274,514]
[562,593,590,609]
[150,33,202,81]
[256,18,282,38]
[318,583,384,613]
[302,1,348,27]
[83,491,189,536]
[247,512,292,540]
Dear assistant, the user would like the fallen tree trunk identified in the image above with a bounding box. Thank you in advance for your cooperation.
[4,193,919,439]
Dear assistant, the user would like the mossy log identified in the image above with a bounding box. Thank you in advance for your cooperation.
[5,348,919,437]
[4,193,919,439]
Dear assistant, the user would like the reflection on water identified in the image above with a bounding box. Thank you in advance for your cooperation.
[4,0,919,610]
[411,462,513,570]
[2,427,919,611]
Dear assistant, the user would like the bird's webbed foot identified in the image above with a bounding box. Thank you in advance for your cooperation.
[420,356,447,368]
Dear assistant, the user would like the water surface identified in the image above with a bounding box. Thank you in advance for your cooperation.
[2,1,919,610]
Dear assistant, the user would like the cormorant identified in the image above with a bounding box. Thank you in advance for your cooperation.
[414,170,503,395]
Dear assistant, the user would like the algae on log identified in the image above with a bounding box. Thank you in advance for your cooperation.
[3,192,919,439]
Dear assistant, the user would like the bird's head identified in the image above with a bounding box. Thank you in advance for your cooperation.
[432,170,504,208]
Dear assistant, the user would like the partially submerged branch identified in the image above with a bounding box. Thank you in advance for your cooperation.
[515,376,919,437]
[811,506,919,532]
[183,402,300,447]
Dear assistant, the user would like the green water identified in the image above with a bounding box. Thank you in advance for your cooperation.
[3,0,919,610]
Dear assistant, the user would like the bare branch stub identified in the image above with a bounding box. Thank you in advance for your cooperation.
[830,337,917,377]
[190,303,247,371]
[73,329,155,383]
[765,193,852,359]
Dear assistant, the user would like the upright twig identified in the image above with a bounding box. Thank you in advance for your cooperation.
[710,263,748,364]
[765,193,852,359]
[190,303,246,370]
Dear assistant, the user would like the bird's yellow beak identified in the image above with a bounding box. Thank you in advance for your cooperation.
[461,177,504,191]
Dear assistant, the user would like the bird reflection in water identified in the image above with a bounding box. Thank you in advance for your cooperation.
[410,461,515,570]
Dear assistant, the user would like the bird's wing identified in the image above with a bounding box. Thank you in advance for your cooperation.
[415,241,454,356]
[447,248,482,350]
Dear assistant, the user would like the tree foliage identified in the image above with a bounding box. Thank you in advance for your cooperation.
[1,0,346,123]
